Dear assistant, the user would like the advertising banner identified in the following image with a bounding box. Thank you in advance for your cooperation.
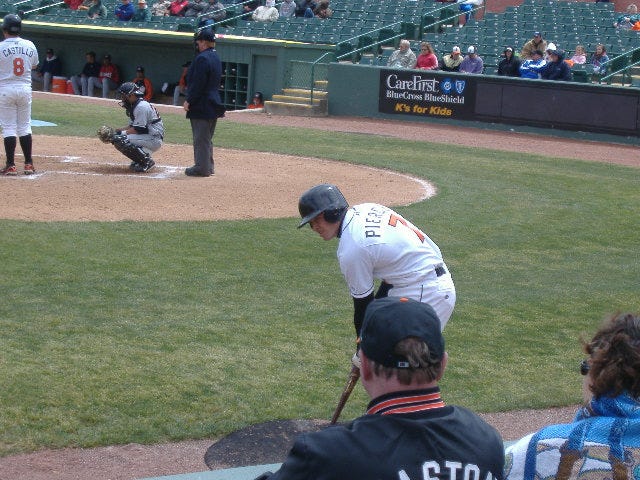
[379,69,477,120]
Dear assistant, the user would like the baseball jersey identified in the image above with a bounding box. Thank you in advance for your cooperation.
[0,36,39,85]
[338,203,446,298]
[265,387,505,480]
[129,99,164,138]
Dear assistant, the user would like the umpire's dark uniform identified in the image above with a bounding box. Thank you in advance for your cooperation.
[263,387,505,480]
[185,27,225,177]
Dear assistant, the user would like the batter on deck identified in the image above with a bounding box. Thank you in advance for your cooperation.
[0,14,39,176]
[298,184,456,338]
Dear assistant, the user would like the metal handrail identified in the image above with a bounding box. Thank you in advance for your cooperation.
[599,47,640,85]
[21,1,64,17]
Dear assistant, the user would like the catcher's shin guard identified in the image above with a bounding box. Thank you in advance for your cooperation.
[112,134,151,167]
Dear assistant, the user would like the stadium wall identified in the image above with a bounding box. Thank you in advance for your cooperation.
[327,63,640,138]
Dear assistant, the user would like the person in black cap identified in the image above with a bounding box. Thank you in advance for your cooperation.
[247,91,263,109]
[32,47,62,92]
[183,27,224,177]
[497,46,521,77]
[255,297,505,480]
[131,65,153,101]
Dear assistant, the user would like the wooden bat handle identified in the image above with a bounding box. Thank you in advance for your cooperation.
[330,365,360,424]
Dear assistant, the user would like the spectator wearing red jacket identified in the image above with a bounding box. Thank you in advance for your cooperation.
[169,0,188,16]
[415,42,439,70]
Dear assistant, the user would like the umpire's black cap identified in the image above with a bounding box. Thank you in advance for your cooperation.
[195,28,215,42]
[360,297,444,369]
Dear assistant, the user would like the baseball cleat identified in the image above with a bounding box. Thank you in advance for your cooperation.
[1,165,17,176]
[133,159,155,173]
[23,163,35,175]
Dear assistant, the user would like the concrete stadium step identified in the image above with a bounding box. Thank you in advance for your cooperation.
[264,85,328,116]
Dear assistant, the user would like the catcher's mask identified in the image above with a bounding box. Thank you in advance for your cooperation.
[118,81,143,107]
[298,184,348,228]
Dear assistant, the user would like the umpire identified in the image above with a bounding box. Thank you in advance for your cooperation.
[183,27,225,177]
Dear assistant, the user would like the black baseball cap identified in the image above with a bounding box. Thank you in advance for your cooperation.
[195,28,215,42]
[136,65,144,72]
[46,48,53,54]
[182,61,191,67]
[360,297,444,369]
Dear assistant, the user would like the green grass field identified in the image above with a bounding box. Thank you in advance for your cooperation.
[0,96,637,456]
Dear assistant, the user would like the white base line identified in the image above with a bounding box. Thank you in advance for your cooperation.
[3,155,183,180]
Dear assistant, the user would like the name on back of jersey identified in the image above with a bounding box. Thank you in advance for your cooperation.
[2,45,36,58]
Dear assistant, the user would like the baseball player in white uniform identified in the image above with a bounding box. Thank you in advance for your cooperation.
[298,184,456,337]
[0,14,38,176]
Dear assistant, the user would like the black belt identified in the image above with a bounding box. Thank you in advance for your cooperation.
[151,118,162,124]
[435,266,446,277]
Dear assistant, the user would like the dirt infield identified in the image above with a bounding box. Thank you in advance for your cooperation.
[0,135,430,222]
[0,95,637,479]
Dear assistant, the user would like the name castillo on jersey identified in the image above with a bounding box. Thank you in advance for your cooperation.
[2,45,36,58]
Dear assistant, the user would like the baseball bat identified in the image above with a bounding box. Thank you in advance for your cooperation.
[330,364,360,424]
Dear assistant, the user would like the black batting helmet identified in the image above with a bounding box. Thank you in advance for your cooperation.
[118,81,142,97]
[2,14,21,34]
[298,184,348,228]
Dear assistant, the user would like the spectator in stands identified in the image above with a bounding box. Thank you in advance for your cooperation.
[64,0,84,9]
[32,48,62,92]
[184,0,206,17]
[114,0,135,20]
[456,0,482,25]
[169,0,189,16]
[441,45,463,71]
[151,0,171,15]
[247,91,264,109]
[86,0,107,18]
[614,3,639,28]
[88,54,120,98]
[540,49,572,81]
[314,0,332,19]
[520,31,547,60]
[505,312,640,480]
[279,0,296,18]
[544,42,557,62]
[590,43,609,75]
[252,0,279,21]
[199,0,226,26]
[132,66,154,101]
[242,0,260,16]
[132,0,151,21]
[569,44,587,65]
[415,42,438,70]
[497,46,521,76]
[294,0,316,17]
[70,51,100,96]
[77,0,94,11]
[387,40,417,69]
[459,45,483,74]
[519,49,546,79]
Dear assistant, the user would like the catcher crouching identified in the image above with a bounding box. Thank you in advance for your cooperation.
[97,82,164,173]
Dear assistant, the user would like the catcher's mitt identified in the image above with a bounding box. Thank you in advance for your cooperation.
[97,125,116,143]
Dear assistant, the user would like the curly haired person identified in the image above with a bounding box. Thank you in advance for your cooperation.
[505,311,640,480]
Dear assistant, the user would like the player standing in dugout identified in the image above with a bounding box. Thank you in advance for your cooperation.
[0,14,39,176]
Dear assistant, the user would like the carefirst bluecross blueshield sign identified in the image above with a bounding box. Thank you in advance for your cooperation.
[379,69,476,119]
